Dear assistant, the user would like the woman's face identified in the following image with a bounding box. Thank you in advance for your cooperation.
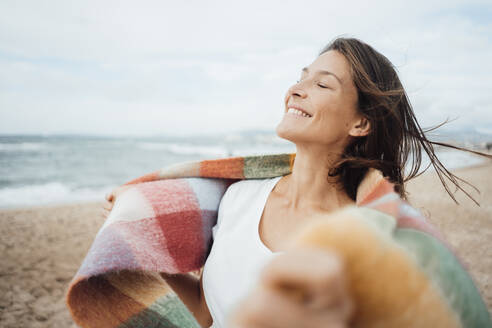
[276,50,364,149]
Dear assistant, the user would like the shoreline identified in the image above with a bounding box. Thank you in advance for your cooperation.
[445,156,492,173]
[1,162,491,327]
[1,156,491,212]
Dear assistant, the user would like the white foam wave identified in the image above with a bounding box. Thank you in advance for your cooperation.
[137,142,230,157]
[230,146,295,157]
[0,182,114,209]
[0,142,46,152]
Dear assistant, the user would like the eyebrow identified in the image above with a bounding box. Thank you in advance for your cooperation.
[301,67,343,84]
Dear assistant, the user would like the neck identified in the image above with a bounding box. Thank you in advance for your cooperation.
[275,145,354,213]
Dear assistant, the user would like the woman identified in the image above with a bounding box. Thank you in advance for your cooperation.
[103,37,490,327]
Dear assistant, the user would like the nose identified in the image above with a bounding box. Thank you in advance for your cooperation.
[288,82,307,99]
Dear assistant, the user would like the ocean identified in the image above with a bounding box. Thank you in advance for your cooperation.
[0,134,486,209]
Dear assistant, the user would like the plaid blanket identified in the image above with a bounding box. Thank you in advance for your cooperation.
[65,153,491,328]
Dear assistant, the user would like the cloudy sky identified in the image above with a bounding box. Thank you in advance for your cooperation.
[1,0,491,136]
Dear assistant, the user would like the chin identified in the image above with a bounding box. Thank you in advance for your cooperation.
[275,122,300,144]
[276,121,323,147]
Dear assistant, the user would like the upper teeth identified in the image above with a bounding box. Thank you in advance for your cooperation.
[288,108,311,117]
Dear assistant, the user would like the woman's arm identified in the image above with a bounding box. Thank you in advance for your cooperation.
[104,187,213,327]
[160,271,213,328]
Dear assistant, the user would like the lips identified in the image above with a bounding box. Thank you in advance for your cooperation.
[286,105,312,117]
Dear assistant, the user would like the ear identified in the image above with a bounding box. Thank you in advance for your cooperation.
[348,117,371,137]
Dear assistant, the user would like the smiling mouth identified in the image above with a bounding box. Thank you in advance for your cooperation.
[286,107,312,118]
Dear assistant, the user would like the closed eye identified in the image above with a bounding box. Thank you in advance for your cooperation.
[296,79,331,89]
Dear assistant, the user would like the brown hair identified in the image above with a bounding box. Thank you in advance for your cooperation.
[321,37,491,204]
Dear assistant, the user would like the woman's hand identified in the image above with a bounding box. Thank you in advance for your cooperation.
[227,248,353,328]
[101,185,133,219]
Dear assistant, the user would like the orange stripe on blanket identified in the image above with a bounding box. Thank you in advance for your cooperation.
[106,271,173,308]
[358,177,395,206]
[66,275,146,328]
[289,153,296,170]
[200,157,245,178]
[124,172,160,185]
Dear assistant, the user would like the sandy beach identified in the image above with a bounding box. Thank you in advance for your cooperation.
[1,162,491,327]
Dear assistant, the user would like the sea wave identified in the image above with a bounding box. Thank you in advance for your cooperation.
[137,142,230,157]
[0,142,46,152]
[230,146,295,157]
[0,145,486,209]
[0,182,113,209]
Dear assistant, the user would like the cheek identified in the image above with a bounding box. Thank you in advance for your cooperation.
[318,91,358,125]
[314,101,356,139]
[316,98,348,125]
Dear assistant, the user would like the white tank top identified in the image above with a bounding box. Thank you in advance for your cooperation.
[202,176,284,328]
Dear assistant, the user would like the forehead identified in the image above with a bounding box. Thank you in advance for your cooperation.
[306,50,352,82]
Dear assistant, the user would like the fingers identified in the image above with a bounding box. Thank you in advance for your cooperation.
[229,286,303,328]
[102,200,113,211]
[105,192,113,202]
[102,186,130,219]
[101,200,114,219]
[260,248,344,305]
[101,206,111,219]
[261,247,353,320]
[105,185,132,202]
[229,284,349,328]
[228,248,354,328]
